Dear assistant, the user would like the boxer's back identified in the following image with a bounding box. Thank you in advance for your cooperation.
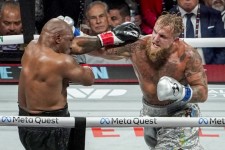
[19,40,68,112]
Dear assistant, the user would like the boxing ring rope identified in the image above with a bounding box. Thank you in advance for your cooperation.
[0,35,225,47]
[0,116,225,127]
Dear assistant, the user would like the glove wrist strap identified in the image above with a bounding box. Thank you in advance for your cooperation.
[98,32,114,46]
[182,85,193,102]
[98,31,123,46]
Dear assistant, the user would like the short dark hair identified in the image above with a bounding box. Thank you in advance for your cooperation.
[108,1,130,17]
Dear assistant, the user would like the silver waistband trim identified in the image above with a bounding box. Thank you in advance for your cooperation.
[142,99,188,117]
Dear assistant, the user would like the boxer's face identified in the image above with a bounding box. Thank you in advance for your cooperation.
[59,29,73,54]
[0,6,22,35]
[148,24,176,65]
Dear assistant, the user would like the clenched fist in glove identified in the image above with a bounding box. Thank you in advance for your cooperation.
[57,15,84,37]
[97,22,141,46]
[157,76,193,102]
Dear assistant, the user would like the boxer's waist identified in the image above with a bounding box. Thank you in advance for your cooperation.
[18,103,69,117]
[142,98,188,117]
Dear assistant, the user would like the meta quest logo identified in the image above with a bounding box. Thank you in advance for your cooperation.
[198,118,225,125]
[1,116,59,124]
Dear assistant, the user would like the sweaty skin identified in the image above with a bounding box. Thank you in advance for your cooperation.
[70,22,208,106]
[18,19,94,113]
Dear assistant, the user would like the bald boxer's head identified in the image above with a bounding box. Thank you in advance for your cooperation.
[39,18,74,54]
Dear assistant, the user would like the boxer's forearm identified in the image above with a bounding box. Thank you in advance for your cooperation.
[189,83,208,103]
[70,36,102,54]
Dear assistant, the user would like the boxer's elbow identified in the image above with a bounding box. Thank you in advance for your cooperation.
[197,85,208,103]
[82,76,95,86]
[82,69,95,86]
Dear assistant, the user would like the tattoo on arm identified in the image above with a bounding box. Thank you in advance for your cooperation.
[185,48,208,103]
[105,44,133,56]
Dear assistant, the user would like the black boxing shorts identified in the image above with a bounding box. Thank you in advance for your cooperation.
[18,104,70,150]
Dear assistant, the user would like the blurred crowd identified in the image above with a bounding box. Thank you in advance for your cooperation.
[0,0,225,64]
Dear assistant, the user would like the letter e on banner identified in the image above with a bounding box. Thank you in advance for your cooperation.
[92,128,120,137]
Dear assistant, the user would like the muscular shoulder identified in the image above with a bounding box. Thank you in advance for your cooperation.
[177,41,201,63]
[181,42,205,82]
[57,54,77,67]
[185,44,202,66]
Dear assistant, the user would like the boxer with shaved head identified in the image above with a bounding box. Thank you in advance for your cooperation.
[18,18,94,150]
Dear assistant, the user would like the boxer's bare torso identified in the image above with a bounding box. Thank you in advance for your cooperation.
[18,19,95,114]
[127,36,207,105]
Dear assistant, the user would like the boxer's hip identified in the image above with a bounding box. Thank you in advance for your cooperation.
[141,98,189,117]
[18,103,70,117]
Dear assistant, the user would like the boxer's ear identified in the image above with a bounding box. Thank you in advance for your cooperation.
[55,33,62,44]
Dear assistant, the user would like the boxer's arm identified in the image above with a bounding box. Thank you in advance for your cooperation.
[70,36,102,54]
[157,48,208,103]
[70,22,141,57]
[62,55,94,85]
[184,48,208,103]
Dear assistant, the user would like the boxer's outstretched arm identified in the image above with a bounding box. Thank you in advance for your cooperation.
[70,22,141,57]
[70,36,102,54]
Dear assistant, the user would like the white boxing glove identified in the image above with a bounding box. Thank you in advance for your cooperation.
[157,76,193,102]
[57,15,84,37]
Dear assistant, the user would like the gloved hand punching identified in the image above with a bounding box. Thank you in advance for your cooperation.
[157,76,193,102]
[97,22,141,46]
[57,15,84,37]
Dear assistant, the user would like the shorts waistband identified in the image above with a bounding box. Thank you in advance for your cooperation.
[142,99,188,116]
[18,104,69,117]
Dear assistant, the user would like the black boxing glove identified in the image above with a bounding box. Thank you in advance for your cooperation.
[97,22,141,46]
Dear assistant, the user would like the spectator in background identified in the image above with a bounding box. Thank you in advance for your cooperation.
[138,0,177,34]
[0,0,22,51]
[170,0,225,64]
[203,0,225,28]
[108,1,131,28]
[101,0,141,27]
[85,0,111,35]
[83,0,131,64]
[125,0,142,27]
[203,0,225,11]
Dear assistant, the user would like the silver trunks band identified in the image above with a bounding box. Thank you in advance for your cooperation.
[142,98,188,117]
